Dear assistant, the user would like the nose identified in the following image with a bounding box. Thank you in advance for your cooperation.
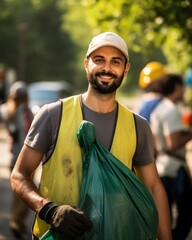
[101,61,112,72]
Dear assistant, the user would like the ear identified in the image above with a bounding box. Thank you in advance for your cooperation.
[124,63,131,78]
[84,58,89,73]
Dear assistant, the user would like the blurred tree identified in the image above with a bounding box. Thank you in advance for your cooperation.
[0,0,79,85]
[81,0,192,74]
[27,0,79,84]
[58,0,93,90]
[1,0,191,92]
[58,0,192,92]
[0,0,18,69]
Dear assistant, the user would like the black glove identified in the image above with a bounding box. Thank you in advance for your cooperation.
[39,202,92,239]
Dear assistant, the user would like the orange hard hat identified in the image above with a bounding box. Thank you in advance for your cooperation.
[139,61,167,89]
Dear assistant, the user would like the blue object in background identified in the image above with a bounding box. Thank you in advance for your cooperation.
[185,67,192,86]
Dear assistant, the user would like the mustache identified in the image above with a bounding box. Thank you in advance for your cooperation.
[95,71,117,79]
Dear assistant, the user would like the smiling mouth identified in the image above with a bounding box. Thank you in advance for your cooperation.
[96,71,117,79]
[98,76,112,86]
[97,73,116,85]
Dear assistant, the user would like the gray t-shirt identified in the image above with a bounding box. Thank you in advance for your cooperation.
[25,99,154,166]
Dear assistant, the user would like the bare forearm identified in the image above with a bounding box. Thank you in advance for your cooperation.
[135,163,172,239]
[152,182,172,240]
[10,171,49,213]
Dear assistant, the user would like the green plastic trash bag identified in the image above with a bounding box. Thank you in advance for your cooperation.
[40,120,158,240]
[40,228,67,240]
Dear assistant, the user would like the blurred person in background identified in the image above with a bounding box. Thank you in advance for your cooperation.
[138,61,168,124]
[0,64,6,103]
[0,81,33,239]
[149,74,192,240]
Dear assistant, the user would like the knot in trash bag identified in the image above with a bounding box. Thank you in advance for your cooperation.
[77,120,96,152]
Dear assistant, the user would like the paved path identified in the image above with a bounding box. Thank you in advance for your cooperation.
[0,178,35,240]
[0,125,34,240]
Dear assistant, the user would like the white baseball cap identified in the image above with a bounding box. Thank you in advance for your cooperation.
[86,32,129,61]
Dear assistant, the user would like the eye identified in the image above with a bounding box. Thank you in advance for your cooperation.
[112,59,121,66]
[94,57,104,64]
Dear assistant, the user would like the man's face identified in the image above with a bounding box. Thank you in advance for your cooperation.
[84,46,130,94]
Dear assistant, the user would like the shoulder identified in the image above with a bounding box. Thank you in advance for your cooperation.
[155,98,174,111]
[38,100,62,117]
[43,100,62,112]
[133,112,155,166]
[25,101,62,152]
[152,98,177,120]
[31,100,62,129]
[118,102,150,130]
[134,112,150,128]
[133,112,154,140]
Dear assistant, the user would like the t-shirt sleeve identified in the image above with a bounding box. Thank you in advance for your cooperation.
[133,114,155,166]
[24,101,61,155]
[163,108,184,135]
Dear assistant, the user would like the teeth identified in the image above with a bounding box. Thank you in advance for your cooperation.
[101,75,111,79]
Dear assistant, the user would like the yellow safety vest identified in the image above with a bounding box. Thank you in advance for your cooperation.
[33,95,136,238]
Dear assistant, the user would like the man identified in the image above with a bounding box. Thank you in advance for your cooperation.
[10,32,172,240]
[150,74,192,240]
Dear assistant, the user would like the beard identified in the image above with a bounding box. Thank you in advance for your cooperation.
[88,70,124,94]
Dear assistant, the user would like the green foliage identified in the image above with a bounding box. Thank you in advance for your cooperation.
[0,0,191,93]
[81,0,192,76]
[26,0,78,83]
[0,0,79,85]
[58,0,93,90]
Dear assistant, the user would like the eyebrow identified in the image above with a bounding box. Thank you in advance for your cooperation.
[93,55,124,63]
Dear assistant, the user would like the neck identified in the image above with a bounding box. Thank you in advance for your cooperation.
[166,94,178,104]
[82,89,117,113]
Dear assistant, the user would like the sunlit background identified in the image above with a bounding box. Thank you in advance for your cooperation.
[0,0,192,101]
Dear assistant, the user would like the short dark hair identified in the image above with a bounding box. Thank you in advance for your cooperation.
[144,77,166,93]
[161,74,183,96]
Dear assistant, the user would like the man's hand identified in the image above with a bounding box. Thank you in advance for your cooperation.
[39,202,92,238]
